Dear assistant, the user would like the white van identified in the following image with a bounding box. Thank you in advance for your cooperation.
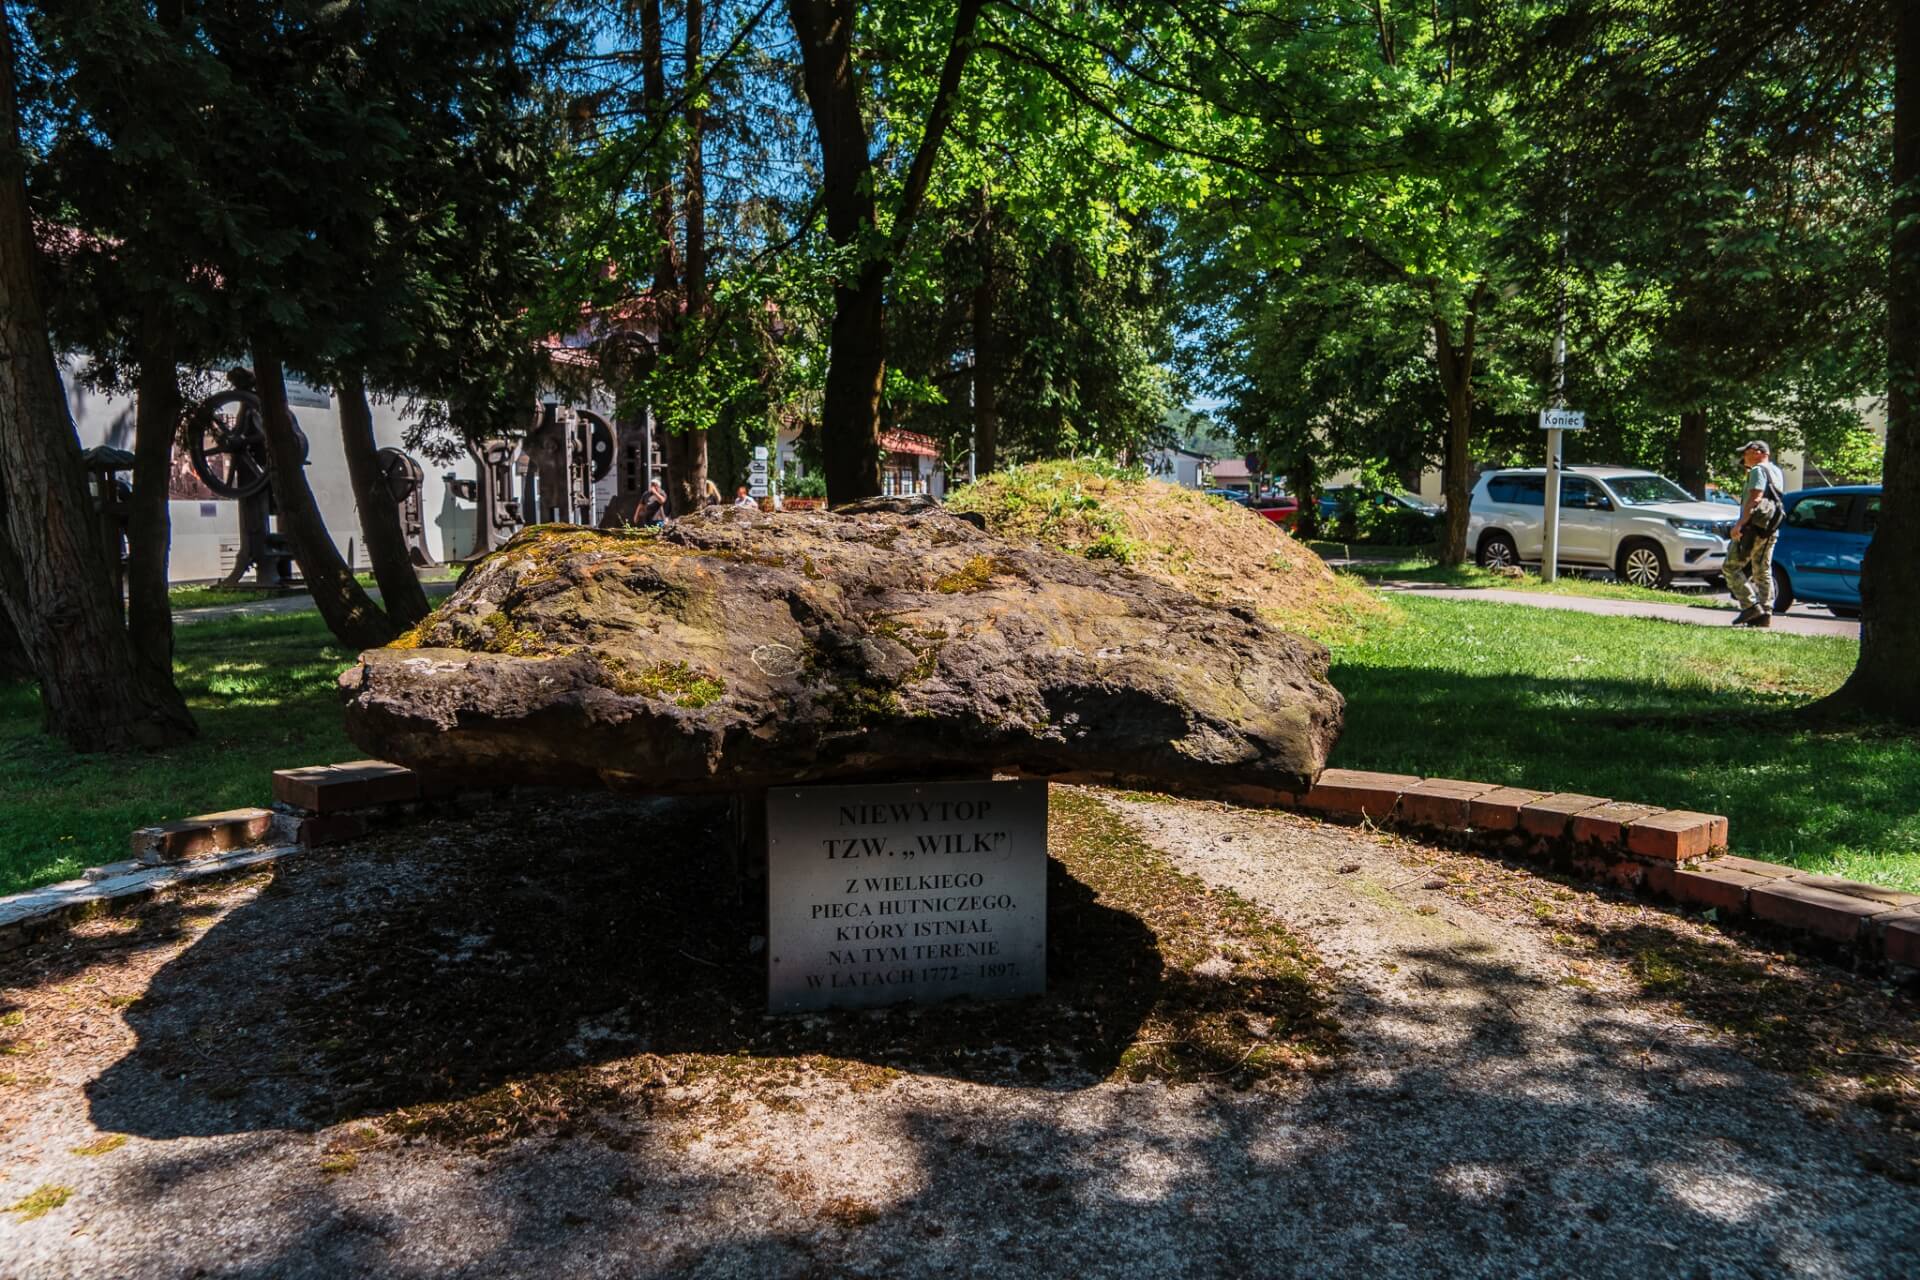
[1467,466,1733,589]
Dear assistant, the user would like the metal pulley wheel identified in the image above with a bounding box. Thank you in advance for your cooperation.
[186,391,307,499]
[376,446,423,502]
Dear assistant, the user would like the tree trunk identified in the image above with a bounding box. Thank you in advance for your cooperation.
[1290,447,1320,540]
[1827,5,1920,722]
[0,604,29,681]
[125,302,192,715]
[791,0,884,504]
[789,0,984,506]
[973,190,999,477]
[248,347,394,649]
[338,374,430,628]
[668,0,712,517]
[0,19,193,750]
[1431,313,1476,566]
[662,428,709,514]
[1677,410,1709,497]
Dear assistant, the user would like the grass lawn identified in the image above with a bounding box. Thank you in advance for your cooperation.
[0,613,356,894]
[1328,595,1920,891]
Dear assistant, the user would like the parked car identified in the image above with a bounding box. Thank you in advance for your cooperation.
[1251,494,1300,525]
[1467,466,1733,588]
[1770,485,1878,617]
[1204,487,1253,507]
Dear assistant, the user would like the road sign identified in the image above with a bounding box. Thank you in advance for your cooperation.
[753,445,769,461]
[1539,407,1586,432]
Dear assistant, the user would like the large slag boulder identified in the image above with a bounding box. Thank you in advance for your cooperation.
[340,497,1344,800]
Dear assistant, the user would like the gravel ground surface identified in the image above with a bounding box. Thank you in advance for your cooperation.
[1,789,1915,1279]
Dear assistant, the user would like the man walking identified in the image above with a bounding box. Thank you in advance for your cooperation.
[1725,440,1787,628]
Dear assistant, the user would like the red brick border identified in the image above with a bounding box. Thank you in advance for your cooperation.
[1286,766,1920,974]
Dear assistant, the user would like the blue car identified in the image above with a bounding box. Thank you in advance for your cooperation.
[1771,485,1879,617]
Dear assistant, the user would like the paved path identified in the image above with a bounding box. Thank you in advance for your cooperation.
[1378,582,1860,638]
[174,580,457,625]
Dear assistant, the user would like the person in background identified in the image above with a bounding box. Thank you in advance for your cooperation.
[643,480,669,525]
[733,485,757,509]
[598,478,667,530]
[1725,440,1787,628]
[703,477,722,507]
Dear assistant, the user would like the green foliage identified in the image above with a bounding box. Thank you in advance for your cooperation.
[783,470,828,500]
[28,0,564,446]
[946,458,1140,553]
[1175,0,1538,553]
[1819,425,1886,483]
[1082,531,1141,564]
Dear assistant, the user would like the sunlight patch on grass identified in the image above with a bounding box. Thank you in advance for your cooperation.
[1328,596,1916,890]
[0,612,358,894]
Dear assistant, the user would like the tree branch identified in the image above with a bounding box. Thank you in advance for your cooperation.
[890,0,987,255]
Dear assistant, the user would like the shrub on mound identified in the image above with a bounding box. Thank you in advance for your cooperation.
[946,460,1386,641]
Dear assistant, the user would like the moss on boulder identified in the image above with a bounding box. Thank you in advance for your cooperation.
[340,499,1343,798]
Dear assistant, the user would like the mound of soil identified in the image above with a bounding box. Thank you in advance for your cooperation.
[947,462,1385,640]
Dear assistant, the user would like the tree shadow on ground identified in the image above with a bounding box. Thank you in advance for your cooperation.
[82,913,1920,1280]
[86,792,1196,1140]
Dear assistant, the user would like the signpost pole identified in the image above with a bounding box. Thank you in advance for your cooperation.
[1542,427,1563,583]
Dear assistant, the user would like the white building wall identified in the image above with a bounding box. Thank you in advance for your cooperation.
[1147,447,1209,489]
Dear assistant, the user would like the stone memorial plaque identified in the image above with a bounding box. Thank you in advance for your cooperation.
[767,779,1047,1013]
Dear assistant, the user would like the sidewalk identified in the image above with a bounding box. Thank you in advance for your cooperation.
[1378,581,1860,638]
[175,580,457,626]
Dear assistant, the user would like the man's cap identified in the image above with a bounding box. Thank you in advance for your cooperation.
[1739,440,1771,456]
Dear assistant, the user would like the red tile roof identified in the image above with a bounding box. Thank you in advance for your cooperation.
[881,428,939,458]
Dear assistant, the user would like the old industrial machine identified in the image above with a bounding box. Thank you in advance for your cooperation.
[185,387,307,588]
[375,446,436,568]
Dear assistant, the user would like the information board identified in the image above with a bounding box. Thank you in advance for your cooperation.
[766,779,1048,1013]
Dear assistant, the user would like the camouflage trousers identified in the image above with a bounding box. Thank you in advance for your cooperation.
[1724,529,1779,613]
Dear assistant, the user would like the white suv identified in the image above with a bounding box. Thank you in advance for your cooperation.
[1467,466,1732,588]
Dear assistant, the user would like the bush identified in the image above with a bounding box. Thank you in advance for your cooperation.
[1355,501,1439,547]
[783,471,827,499]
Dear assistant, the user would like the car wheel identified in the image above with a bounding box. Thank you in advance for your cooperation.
[1771,565,1794,614]
[1616,540,1671,590]
[1477,531,1518,570]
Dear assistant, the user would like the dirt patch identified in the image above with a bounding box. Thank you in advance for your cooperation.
[947,461,1386,641]
[1102,792,1920,1169]
[2,789,1918,1278]
[0,790,1336,1153]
